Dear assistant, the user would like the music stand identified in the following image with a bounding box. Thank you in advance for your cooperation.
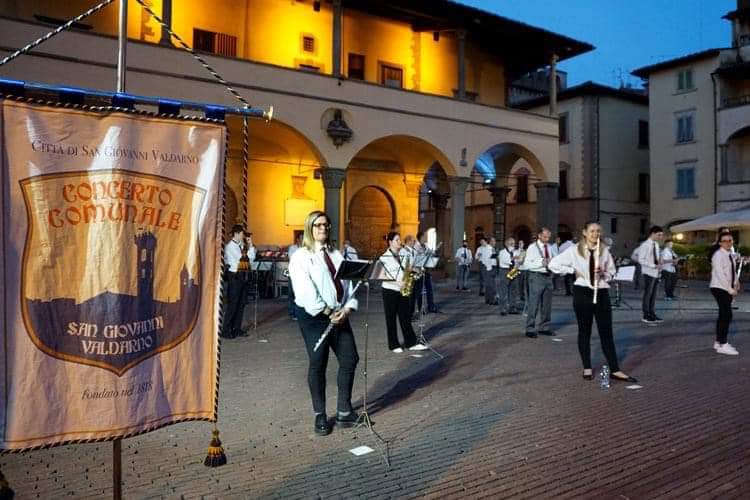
[414,250,445,360]
[612,265,636,310]
[353,259,391,467]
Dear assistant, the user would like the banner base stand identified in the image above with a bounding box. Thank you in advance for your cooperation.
[0,469,14,500]
[204,427,227,467]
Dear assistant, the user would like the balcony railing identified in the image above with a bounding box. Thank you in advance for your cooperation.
[722,94,750,109]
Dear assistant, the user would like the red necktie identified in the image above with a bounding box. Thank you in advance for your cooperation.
[322,251,344,302]
[589,249,596,287]
[544,244,550,259]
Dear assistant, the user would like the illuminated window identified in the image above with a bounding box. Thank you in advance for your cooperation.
[380,63,403,88]
[193,28,237,57]
[348,53,365,80]
[302,35,315,53]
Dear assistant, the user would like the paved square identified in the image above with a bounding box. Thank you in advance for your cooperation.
[2,278,749,498]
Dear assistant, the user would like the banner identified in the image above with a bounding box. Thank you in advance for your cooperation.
[0,99,225,450]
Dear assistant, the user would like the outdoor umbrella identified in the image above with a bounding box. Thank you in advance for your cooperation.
[671,206,750,232]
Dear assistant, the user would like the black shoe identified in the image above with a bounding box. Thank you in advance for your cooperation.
[611,374,638,384]
[652,316,664,323]
[539,330,556,336]
[314,413,331,436]
[479,292,485,296]
[583,371,593,381]
[462,288,470,291]
[335,411,359,428]
[525,332,538,338]
[456,286,460,291]
[500,311,507,316]
[509,310,520,315]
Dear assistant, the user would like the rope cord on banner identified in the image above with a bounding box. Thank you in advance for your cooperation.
[0,0,116,67]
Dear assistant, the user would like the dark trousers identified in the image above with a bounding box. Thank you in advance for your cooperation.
[287,279,296,318]
[417,272,436,312]
[633,264,642,290]
[711,288,733,344]
[410,277,425,315]
[296,305,359,414]
[478,265,484,294]
[563,274,573,295]
[497,270,519,313]
[222,273,247,338]
[482,267,498,304]
[573,287,620,372]
[525,272,553,333]
[663,271,678,298]
[642,275,659,319]
[382,288,418,350]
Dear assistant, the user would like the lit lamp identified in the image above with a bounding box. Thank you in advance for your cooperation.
[675,233,684,241]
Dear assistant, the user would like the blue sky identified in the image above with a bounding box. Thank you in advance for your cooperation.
[459,0,736,87]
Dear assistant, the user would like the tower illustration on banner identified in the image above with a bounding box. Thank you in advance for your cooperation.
[135,230,157,321]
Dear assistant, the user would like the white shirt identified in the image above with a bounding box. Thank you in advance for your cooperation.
[475,245,488,264]
[521,241,558,273]
[498,247,518,269]
[549,243,616,290]
[661,247,678,273]
[559,240,575,253]
[710,247,738,293]
[637,239,661,278]
[288,247,358,316]
[455,246,473,266]
[224,239,256,272]
[479,244,497,270]
[380,249,408,292]
[288,244,300,258]
[342,244,359,261]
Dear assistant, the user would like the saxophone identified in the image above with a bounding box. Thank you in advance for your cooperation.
[506,267,521,280]
[401,259,415,297]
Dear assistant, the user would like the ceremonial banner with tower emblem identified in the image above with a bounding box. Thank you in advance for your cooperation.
[0,99,225,450]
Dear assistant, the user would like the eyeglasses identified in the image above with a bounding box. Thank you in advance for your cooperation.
[312,223,331,229]
[720,238,733,243]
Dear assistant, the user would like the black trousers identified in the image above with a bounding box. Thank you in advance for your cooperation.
[382,288,418,350]
[573,287,620,372]
[410,277,425,315]
[662,271,678,298]
[296,305,359,414]
[642,275,659,319]
[222,273,247,338]
[711,288,733,344]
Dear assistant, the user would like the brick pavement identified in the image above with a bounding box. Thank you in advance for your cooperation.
[2,277,749,499]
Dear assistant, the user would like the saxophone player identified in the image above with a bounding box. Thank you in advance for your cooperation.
[498,237,521,316]
[380,232,427,353]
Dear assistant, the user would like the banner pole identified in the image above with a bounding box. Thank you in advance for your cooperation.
[114,3,127,498]
[116,0,128,93]
[113,438,122,500]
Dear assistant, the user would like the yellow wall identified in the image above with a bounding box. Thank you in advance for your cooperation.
[4,0,507,104]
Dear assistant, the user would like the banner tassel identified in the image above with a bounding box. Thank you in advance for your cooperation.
[204,427,227,467]
[0,469,14,500]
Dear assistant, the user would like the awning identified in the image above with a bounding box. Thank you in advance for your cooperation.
[671,206,750,232]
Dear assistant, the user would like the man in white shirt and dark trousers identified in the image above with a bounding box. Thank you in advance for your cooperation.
[661,239,679,300]
[455,240,472,291]
[475,238,488,296]
[223,224,249,338]
[481,237,499,305]
[522,227,557,337]
[637,226,664,325]
[498,237,520,315]
[710,231,742,355]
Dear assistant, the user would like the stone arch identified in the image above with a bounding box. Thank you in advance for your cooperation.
[471,142,547,187]
[347,185,396,258]
[722,126,750,183]
[341,134,458,177]
[513,224,533,247]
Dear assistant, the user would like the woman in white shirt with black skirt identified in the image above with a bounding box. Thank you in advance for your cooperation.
[288,211,360,436]
[710,232,741,355]
[380,232,428,353]
[549,221,637,383]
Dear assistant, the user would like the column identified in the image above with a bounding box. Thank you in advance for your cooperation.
[535,182,559,236]
[488,187,511,242]
[158,0,173,46]
[457,30,466,100]
[449,177,470,258]
[549,53,558,116]
[321,168,346,245]
[332,0,343,78]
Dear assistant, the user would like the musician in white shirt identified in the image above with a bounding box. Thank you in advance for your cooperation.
[549,221,637,382]
[521,228,558,337]
[380,232,427,352]
[480,237,499,305]
[497,237,521,315]
[416,231,439,313]
[222,224,250,338]
[660,239,680,300]
[288,211,360,435]
[341,240,359,261]
[636,226,664,325]
[475,237,488,296]
[287,234,303,320]
[558,238,575,295]
[710,232,742,355]
[455,240,473,291]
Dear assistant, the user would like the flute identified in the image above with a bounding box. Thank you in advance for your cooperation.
[593,238,600,304]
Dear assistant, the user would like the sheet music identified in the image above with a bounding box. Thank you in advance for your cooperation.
[615,265,636,282]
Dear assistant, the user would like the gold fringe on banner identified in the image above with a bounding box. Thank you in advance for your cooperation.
[0,469,14,500]
[204,427,227,467]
